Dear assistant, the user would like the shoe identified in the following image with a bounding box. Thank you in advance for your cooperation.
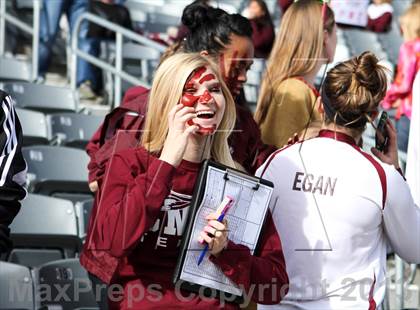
[78,81,97,100]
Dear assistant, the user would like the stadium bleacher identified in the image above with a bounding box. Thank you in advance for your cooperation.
[37,258,99,310]
[0,261,34,309]
[0,0,418,309]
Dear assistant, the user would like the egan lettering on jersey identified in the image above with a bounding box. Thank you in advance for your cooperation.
[292,172,337,196]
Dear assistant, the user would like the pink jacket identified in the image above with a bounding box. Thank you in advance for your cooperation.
[382,39,420,120]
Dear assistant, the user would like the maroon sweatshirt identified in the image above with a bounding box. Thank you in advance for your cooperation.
[367,12,392,33]
[250,19,275,59]
[277,0,293,12]
[93,147,288,309]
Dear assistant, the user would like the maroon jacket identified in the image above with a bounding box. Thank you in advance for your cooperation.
[86,86,149,184]
[367,12,392,33]
[277,0,293,12]
[83,147,288,308]
[250,19,275,59]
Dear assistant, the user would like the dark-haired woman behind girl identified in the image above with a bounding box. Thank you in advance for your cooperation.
[177,2,276,172]
[243,0,275,59]
[257,52,420,310]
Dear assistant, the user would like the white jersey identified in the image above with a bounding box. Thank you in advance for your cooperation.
[256,130,420,310]
[406,71,420,206]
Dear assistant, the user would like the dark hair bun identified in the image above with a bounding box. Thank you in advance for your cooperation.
[180,2,252,55]
[354,51,382,90]
[182,2,210,31]
[322,51,388,129]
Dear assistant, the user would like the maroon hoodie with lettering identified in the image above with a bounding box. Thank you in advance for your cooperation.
[84,146,288,308]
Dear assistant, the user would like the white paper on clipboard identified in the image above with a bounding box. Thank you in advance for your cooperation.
[179,165,273,296]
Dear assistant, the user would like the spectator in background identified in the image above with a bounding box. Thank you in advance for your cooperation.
[382,3,420,152]
[38,0,101,99]
[0,91,26,255]
[255,0,336,148]
[367,0,393,33]
[243,0,275,59]
[278,0,293,13]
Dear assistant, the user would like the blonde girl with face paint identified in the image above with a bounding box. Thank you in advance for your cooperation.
[83,53,289,309]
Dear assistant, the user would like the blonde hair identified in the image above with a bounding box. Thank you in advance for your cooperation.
[140,53,236,167]
[400,3,420,41]
[254,0,335,125]
[322,51,388,134]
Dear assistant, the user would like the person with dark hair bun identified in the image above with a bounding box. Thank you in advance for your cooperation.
[257,51,420,309]
[181,1,253,96]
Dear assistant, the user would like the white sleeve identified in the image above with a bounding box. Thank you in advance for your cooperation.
[383,166,420,264]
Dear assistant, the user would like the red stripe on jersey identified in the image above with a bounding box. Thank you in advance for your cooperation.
[352,146,387,209]
[368,274,377,310]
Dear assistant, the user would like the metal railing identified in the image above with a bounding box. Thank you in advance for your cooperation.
[0,0,40,80]
[71,12,166,107]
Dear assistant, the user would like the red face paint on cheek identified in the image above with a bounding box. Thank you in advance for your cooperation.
[220,51,241,93]
[181,93,200,126]
[200,90,213,103]
[228,51,239,83]
[181,93,199,107]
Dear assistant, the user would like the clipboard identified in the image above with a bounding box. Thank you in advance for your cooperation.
[173,160,274,303]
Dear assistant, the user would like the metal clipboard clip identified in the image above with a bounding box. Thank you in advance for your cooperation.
[223,168,261,191]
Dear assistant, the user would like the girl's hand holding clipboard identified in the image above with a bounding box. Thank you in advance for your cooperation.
[198,197,233,259]
[199,213,229,257]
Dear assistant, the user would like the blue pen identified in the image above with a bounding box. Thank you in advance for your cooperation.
[197,196,234,266]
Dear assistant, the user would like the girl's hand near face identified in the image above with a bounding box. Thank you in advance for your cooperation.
[160,104,198,167]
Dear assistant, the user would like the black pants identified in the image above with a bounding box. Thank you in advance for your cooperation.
[88,272,109,310]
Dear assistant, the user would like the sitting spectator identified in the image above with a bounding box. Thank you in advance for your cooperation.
[243,0,275,58]
[367,0,393,33]
[0,91,26,255]
[382,3,420,152]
